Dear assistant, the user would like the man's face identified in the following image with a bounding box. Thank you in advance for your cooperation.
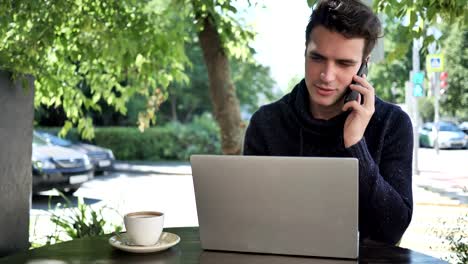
[305,26,365,110]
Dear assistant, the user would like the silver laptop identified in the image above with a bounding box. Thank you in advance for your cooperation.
[190,155,359,259]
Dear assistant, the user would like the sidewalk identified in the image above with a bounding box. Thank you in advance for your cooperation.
[405,148,467,261]
[114,149,468,204]
[414,148,468,204]
[113,161,192,175]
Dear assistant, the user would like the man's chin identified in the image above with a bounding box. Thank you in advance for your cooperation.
[312,97,343,108]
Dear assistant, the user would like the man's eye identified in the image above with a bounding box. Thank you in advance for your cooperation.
[339,62,354,67]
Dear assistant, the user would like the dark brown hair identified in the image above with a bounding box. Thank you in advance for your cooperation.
[305,0,382,60]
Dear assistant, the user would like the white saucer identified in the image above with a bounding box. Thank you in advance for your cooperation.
[109,232,180,253]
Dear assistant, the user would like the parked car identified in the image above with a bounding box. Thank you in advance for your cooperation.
[459,121,468,135]
[35,131,115,173]
[419,122,467,149]
[32,132,94,193]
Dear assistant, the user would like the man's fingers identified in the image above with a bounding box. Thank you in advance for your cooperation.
[349,84,373,106]
[353,74,373,89]
[342,100,362,112]
[349,84,369,95]
[350,78,375,109]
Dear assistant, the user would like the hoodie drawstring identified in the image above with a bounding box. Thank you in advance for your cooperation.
[299,128,304,155]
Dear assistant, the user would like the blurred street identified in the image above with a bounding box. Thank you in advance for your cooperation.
[30,148,467,261]
[401,148,468,261]
[415,148,468,203]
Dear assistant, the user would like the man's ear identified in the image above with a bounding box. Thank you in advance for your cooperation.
[365,56,370,63]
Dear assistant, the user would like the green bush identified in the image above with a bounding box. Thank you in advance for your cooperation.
[30,191,123,249]
[36,113,222,161]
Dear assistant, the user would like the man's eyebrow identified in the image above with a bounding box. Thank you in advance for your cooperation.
[307,51,359,64]
[307,51,326,58]
[336,58,359,64]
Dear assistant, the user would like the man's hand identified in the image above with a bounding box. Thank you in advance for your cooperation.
[342,74,375,148]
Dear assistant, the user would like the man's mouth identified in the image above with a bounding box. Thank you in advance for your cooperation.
[315,84,336,96]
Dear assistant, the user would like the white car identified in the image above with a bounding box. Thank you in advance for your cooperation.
[419,122,467,149]
[459,121,468,135]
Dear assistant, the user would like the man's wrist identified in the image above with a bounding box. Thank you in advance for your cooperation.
[344,136,362,148]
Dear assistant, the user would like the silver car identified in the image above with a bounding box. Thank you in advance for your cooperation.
[32,132,94,193]
[36,131,115,173]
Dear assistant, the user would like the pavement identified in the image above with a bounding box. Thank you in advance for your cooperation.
[113,161,191,175]
[414,148,468,204]
[113,148,468,205]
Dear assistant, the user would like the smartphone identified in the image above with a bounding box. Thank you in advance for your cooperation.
[344,62,368,104]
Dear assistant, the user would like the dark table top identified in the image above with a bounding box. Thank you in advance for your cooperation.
[0,227,446,263]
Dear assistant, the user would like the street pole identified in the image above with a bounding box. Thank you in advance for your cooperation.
[433,72,440,154]
[411,38,420,176]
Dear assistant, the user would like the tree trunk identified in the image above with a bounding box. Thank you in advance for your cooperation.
[184,106,195,123]
[170,94,178,122]
[197,16,243,155]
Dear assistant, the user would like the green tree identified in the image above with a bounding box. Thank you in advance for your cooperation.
[439,25,468,120]
[158,43,278,124]
[160,43,212,123]
[418,97,435,123]
[368,18,412,104]
[373,0,467,59]
[231,49,277,115]
[1,0,189,138]
[35,35,276,127]
[2,0,259,154]
[190,0,255,154]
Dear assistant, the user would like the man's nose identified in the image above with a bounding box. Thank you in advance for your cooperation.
[319,63,336,83]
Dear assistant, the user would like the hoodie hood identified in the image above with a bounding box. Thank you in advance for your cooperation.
[274,79,350,155]
[282,79,349,136]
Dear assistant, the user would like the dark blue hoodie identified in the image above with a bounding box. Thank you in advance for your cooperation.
[244,79,413,245]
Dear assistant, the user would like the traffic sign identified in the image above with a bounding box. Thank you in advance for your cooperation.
[440,71,449,89]
[412,71,425,97]
[413,71,424,84]
[413,84,424,97]
[426,54,445,73]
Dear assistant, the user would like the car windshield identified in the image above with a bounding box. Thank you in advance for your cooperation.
[32,134,49,147]
[42,133,73,147]
[438,124,461,132]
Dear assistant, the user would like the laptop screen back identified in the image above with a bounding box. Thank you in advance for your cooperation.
[190,155,358,259]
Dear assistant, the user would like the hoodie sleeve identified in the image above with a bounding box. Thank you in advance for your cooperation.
[346,110,413,244]
[243,110,269,155]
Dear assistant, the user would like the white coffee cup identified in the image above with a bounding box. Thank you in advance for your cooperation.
[124,211,164,246]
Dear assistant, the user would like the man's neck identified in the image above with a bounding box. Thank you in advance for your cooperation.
[309,98,343,120]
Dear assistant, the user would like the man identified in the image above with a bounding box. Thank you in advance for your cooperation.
[243,0,413,245]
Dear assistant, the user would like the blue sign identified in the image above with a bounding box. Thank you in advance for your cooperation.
[426,54,445,73]
[430,58,441,69]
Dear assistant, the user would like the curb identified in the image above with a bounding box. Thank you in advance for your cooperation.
[111,162,192,175]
